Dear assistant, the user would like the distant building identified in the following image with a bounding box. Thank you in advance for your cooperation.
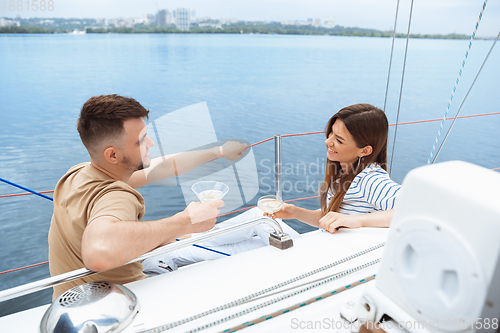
[175,8,191,31]
[323,18,337,28]
[133,17,145,25]
[143,14,155,26]
[0,18,20,27]
[166,11,174,26]
[156,10,173,28]
[198,22,222,29]
[157,10,167,28]
[281,20,314,27]
[115,19,130,28]
[125,17,134,28]
[220,18,238,24]
[314,18,321,27]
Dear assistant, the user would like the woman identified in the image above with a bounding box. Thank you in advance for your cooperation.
[268,103,400,233]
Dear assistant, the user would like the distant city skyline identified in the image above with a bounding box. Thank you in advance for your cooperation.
[2,0,499,37]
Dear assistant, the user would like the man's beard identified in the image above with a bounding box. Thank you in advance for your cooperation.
[121,155,149,171]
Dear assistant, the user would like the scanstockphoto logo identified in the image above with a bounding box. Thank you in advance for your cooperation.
[258,157,327,194]
[143,102,259,214]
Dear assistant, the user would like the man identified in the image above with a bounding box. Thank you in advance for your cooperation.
[48,94,246,299]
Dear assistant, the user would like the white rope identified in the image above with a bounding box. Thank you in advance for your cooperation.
[139,243,384,332]
[383,0,401,112]
[184,259,380,333]
[223,274,376,332]
[389,0,414,175]
[431,31,499,164]
[427,0,488,164]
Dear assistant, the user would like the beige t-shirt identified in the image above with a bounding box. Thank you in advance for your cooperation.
[48,162,147,300]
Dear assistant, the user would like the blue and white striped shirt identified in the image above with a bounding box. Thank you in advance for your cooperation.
[327,164,401,215]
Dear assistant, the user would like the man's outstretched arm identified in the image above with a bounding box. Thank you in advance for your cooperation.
[81,200,223,272]
[128,141,247,189]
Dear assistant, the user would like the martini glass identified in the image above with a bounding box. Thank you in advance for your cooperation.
[257,195,283,233]
[191,181,229,202]
[257,195,283,215]
[191,181,229,233]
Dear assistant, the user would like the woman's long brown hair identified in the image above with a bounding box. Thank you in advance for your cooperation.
[319,104,389,214]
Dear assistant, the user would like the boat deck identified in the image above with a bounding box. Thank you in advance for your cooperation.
[1,227,388,332]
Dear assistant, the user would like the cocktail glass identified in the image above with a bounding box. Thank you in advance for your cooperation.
[191,181,229,202]
[257,195,283,214]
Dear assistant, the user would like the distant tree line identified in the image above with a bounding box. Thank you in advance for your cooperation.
[1,22,471,40]
[0,26,54,33]
[86,23,471,39]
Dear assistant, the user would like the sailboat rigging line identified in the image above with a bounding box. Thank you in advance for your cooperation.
[248,137,273,148]
[139,243,384,332]
[175,239,230,257]
[181,261,380,333]
[0,261,49,276]
[223,275,376,333]
[248,131,326,148]
[431,31,500,164]
[0,177,53,201]
[390,112,500,126]
[428,0,489,165]
[282,131,326,138]
[247,112,500,149]
[0,190,54,198]
[383,0,401,112]
[389,0,414,176]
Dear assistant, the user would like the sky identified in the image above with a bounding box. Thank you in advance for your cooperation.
[2,0,499,37]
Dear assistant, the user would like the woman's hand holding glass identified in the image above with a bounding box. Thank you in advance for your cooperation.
[263,203,297,220]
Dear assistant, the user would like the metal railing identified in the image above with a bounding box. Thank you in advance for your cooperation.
[274,134,282,201]
[0,216,286,303]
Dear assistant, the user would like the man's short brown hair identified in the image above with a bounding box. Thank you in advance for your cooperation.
[77,94,149,156]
